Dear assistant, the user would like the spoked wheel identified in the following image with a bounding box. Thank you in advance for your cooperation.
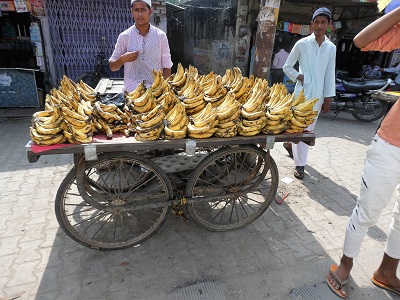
[184,145,279,231]
[352,96,388,122]
[55,153,173,250]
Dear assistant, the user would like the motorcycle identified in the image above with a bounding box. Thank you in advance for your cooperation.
[331,70,393,122]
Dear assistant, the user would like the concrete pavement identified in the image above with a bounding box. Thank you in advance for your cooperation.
[0,109,398,300]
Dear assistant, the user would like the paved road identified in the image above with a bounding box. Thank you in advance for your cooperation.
[0,110,398,300]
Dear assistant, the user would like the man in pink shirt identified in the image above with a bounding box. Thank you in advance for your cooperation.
[271,44,289,85]
[327,5,400,299]
[109,0,173,92]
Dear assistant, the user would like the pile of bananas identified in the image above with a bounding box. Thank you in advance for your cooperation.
[215,91,240,137]
[187,103,218,138]
[222,67,255,104]
[30,105,67,145]
[238,79,269,136]
[262,83,292,135]
[287,95,319,133]
[31,75,132,145]
[164,101,188,139]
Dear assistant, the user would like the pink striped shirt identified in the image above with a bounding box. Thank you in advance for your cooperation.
[110,24,173,92]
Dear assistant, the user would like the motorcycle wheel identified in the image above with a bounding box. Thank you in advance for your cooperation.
[351,96,388,122]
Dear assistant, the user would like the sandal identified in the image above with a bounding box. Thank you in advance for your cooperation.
[327,264,348,299]
[294,166,304,180]
[283,142,293,158]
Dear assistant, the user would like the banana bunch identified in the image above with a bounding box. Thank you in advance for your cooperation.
[129,88,157,114]
[163,101,188,139]
[92,101,129,139]
[179,77,206,116]
[187,103,218,139]
[30,105,67,145]
[151,69,170,98]
[239,84,269,136]
[61,104,93,143]
[215,91,239,137]
[169,63,187,88]
[132,103,166,141]
[287,97,319,133]
[203,75,227,107]
[156,91,178,115]
[262,84,292,135]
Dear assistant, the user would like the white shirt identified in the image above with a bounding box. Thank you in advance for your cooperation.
[110,24,173,92]
[283,33,336,111]
[384,64,400,84]
[272,49,289,69]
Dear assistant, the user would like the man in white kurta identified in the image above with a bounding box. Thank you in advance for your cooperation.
[283,7,336,179]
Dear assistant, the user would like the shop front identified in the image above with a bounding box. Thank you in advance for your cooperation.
[0,0,46,107]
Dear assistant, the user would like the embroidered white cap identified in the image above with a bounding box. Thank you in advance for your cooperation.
[131,0,152,7]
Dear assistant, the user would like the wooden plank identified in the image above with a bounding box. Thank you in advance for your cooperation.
[26,132,316,159]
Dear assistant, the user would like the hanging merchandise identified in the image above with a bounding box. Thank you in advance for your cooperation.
[0,0,16,11]
[14,0,29,12]
[28,0,44,16]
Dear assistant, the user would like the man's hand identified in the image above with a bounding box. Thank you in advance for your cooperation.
[297,74,304,86]
[321,97,332,113]
[123,51,139,63]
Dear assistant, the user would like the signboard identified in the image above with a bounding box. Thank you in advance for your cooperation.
[0,68,39,107]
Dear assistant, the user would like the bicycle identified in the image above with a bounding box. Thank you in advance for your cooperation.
[76,37,109,88]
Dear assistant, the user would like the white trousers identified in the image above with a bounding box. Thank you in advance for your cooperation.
[343,135,400,259]
[292,118,318,167]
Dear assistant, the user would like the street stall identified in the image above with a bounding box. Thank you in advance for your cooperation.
[25,65,317,251]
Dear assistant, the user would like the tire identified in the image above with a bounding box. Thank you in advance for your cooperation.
[352,96,388,122]
[184,145,279,231]
[55,153,173,250]
[76,73,100,89]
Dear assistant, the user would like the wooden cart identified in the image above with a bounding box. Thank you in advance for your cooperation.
[25,133,315,250]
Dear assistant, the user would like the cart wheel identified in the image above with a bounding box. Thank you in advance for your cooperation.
[184,145,279,231]
[55,153,173,250]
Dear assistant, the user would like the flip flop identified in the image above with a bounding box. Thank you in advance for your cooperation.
[327,264,348,299]
[372,275,400,296]
[294,166,304,180]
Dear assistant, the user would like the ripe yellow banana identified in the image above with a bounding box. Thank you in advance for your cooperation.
[170,63,184,84]
[164,125,187,139]
[237,122,260,136]
[241,108,264,121]
[217,120,238,129]
[137,111,165,129]
[292,98,319,112]
[141,104,162,122]
[132,88,153,107]
[268,106,290,116]
[133,95,156,114]
[126,82,145,100]
[192,111,216,128]
[242,116,267,128]
[288,116,308,128]
[186,102,206,115]
[291,89,305,106]
[188,127,217,139]
[31,132,66,145]
[135,124,164,141]
[169,114,188,130]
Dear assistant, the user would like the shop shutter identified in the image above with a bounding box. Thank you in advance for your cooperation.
[45,0,132,82]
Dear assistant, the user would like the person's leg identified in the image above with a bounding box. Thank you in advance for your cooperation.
[373,254,400,288]
[373,184,400,288]
[292,120,317,178]
[328,136,400,296]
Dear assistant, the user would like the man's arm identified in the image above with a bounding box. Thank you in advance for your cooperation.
[354,7,400,49]
[109,52,139,71]
[163,68,171,79]
[283,44,302,84]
